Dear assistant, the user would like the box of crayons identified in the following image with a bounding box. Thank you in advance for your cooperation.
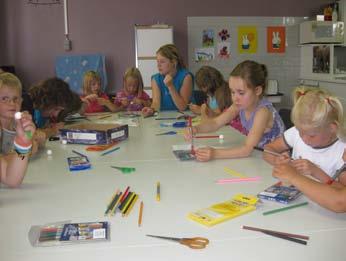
[67,156,91,171]
[29,221,110,247]
[59,123,128,145]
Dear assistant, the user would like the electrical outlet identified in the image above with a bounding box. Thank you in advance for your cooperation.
[64,38,72,51]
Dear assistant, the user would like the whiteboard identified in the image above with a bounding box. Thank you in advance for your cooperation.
[135,25,173,94]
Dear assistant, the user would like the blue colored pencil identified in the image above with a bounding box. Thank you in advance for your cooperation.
[101,147,120,156]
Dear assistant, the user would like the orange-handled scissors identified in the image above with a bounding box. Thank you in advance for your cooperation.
[146,234,209,249]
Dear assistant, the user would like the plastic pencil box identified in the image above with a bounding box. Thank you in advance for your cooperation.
[28,221,110,247]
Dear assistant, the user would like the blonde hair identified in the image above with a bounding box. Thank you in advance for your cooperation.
[0,72,22,93]
[123,67,144,97]
[230,60,268,96]
[156,44,186,69]
[291,86,345,140]
[82,71,101,95]
[195,66,231,110]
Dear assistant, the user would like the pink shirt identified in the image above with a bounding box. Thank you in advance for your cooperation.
[82,93,110,113]
[114,90,150,111]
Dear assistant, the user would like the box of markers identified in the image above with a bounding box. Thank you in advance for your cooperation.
[28,221,110,247]
[59,123,128,145]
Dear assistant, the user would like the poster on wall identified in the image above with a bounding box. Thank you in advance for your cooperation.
[202,29,214,47]
[217,42,231,59]
[218,29,230,41]
[195,48,215,62]
[313,45,330,73]
[267,26,286,53]
[238,26,257,54]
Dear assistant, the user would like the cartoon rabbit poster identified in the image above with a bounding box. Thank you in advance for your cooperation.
[238,26,257,54]
[267,26,285,53]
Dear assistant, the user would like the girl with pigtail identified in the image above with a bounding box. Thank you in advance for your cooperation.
[264,86,346,187]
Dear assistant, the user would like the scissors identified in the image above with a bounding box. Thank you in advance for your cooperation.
[146,234,209,249]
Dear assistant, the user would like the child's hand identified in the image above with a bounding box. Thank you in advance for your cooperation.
[272,163,297,183]
[274,152,291,165]
[15,111,36,143]
[183,126,196,141]
[189,104,201,114]
[31,130,47,155]
[50,122,65,136]
[120,98,129,107]
[141,107,154,117]
[291,158,318,176]
[200,103,212,117]
[163,74,173,88]
[195,147,215,162]
[132,97,143,105]
[96,97,109,106]
[85,94,98,101]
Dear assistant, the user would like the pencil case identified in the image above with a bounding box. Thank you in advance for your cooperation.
[28,221,110,247]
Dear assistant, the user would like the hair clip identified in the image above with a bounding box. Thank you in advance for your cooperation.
[297,91,306,97]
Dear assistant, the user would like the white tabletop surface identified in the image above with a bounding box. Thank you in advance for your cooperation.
[1,112,345,261]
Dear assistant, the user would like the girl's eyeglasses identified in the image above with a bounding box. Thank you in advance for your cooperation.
[0,96,22,104]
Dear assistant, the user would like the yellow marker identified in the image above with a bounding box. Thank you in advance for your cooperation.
[156,182,160,202]
[224,167,247,178]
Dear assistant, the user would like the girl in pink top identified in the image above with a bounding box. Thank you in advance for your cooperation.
[115,68,151,111]
[81,71,118,113]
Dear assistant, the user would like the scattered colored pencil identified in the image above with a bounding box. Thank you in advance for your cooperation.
[138,201,144,227]
[242,225,308,245]
[100,147,120,156]
[156,182,160,202]
[263,202,309,216]
[72,149,88,158]
[216,176,261,184]
[224,167,247,178]
[195,135,220,139]
[242,225,309,240]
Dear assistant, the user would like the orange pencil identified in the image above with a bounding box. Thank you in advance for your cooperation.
[138,201,144,227]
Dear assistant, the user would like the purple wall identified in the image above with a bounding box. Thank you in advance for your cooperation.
[1,0,331,92]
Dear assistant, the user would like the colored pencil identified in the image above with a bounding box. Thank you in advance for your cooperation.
[120,192,136,214]
[119,192,134,212]
[242,225,309,240]
[98,114,112,119]
[189,117,195,155]
[138,201,144,227]
[326,163,346,184]
[224,167,247,178]
[119,186,130,203]
[72,149,88,158]
[155,117,177,120]
[216,176,261,184]
[254,146,282,157]
[123,194,139,216]
[110,192,123,216]
[100,147,120,156]
[262,230,307,245]
[263,202,309,216]
[156,182,160,202]
[104,189,120,215]
[195,135,220,139]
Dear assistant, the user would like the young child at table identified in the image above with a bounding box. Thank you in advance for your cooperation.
[189,66,231,119]
[264,86,346,185]
[0,73,42,155]
[114,67,151,111]
[0,74,36,187]
[272,150,346,213]
[184,60,285,162]
[81,71,118,113]
[22,77,82,139]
